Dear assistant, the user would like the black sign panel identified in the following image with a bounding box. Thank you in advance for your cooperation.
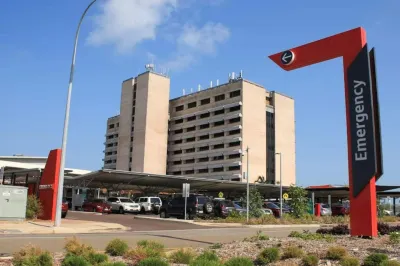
[347,44,378,197]
[281,50,294,65]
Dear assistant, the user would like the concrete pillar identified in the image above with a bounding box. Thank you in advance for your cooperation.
[393,197,396,216]
[311,192,315,215]
[328,195,332,207]
[97,188,100,199]
[72,187,76,211]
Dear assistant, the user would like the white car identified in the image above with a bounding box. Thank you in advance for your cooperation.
[135,197,162,213]
[107,197,140,214]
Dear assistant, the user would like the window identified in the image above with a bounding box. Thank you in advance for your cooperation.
[198,168,208,174]
[133,91,136,99]
[228,165,241,171]
[199,134,209,140]
[107,144,113,148]
[187,116,196,121]
[175,105,184,112]
[229,129,241,135]
[212,167,224,172]
[213,132,224,138]
[201,98,211,105]
[132,100,136,106]
[228,153,241,159]
[173,150,182,155]
[106,152,112,155]
[229,141,241,147]
[188,102,197,109]
[213,155,224,161]
[229,117,241,124]
[109,124,115,129]
[186,126,196,132]
[132,117,135,122]
[132,109,135,115]
[213,144,224,149]
[199,123,210,129]
[200,112,210,119]
[173,171,182,175]
[151,198,161,204]
[229,90,241,98]
[117,123,119,127]
[173,160,182,165]
[129,157,132,162]
[215,94,225,102]
[107,135,114,140]
[185,159,195,164]
[198,146,209,152]
[198,157,209,162]
[229,105,241,112]
[174,139,183,144]
[214,109,225,115]
[175,129,183,134]
[130,147,133,152]
[131,127,134,131]
[175,119,183,124]
[186,137,195,142]
[186,148,195,153]
[185,170,195,174]
[214,120,224,127]
[128,167,131,171]
[131,137,133,141]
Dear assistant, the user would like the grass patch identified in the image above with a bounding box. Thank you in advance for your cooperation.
[282,246,304,259]
[326,247,347,260]
[61,255,90,266]
[243,230,269,242]
[288,230,334,242]
[339,257,360,266]
[12,245,53,266]
[381,260,400,266]
[64,237,95,258]
[379,216,399,223]
[256,247,280,264]
[136,257,169,266]
[105,239,129,256]
[363,253,389,266]
[389,231,400,244]
[209,243,223,249]
[301,254,319,266]
[224,257,253,266]
[168,249,196,264]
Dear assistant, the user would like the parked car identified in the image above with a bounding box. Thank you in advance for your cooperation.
[213,200,236,218]
[320,204,332,216]
[82,199,112,214]
[263,202,290,217]
[159,194,214,220]
[107,197,140,214]
[62,198,69,218]
[135,197,162,214]
[331,202,350,216]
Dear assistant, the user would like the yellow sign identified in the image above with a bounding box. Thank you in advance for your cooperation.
[218,192,224,198]
[283,193,289,200]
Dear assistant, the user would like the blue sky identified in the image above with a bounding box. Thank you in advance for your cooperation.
[1,0,399,186]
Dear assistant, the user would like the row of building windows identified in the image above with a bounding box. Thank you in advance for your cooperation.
[106,142,118,148]
[105,159,117,164]
[107,134,118,140]
[169,165,241,175]
[174,105,241,125]
[170,153,241,165]
[171,129,241,145]
[173,117,241,135]
[171,141,241,155]
[105,151,117,156]
[108,122,120,129]
[175,90,241,112]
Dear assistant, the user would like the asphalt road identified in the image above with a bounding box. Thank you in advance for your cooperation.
[67,211,209,231]
[0,226,318,256]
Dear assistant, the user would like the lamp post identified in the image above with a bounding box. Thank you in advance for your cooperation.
[275,152,282,218]
[54,0,98,227]
[245,146,250,222]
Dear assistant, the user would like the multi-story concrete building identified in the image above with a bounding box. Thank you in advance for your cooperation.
[103,68,296,186]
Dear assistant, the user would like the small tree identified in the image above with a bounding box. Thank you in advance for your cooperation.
[288,185,308,218]
[26,195,43,219]
[242,187,264,218]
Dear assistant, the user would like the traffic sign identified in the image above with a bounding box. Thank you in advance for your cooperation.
[280,50,295,65]
[283,193,289,200]
[182,183,190,198]
[218,192,224,198]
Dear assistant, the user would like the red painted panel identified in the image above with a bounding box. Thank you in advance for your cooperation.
[38,149,61,221]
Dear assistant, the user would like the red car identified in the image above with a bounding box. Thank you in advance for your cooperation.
[263,202,291,218]
[82,199,112,214]
[62,198,69,218]
[331,202,350,216]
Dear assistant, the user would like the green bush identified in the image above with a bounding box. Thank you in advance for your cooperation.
[99,263,127,266]
[301,255,319,266]
[12,245,53,266]
[381,260,400,266]
[389,231,400,244]
[242,187,264,218]
[288,230,334,242]
[105,239,129,256]
[288,185,309,218]
[282,246,304,259]
[169,249,196,264]
[26,195,43,219]
[88,253,108,265]
[325,247,347,260]
[256,247,280,264]
[339,257,360,266]
[189,259,222,266]
[224,257,253,266]
[196,250,219,262]
[137,257,169,266]
[137,240,165,252]
[62,255,90,266]
[363,253,389,266]
[64,237,95,258]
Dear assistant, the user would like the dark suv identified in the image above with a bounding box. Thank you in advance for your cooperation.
[159,195,214,219]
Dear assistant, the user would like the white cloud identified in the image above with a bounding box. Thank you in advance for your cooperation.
[87,0,177,53]
[163,54,195,71]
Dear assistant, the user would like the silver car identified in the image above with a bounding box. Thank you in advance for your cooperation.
[321,204,332,216]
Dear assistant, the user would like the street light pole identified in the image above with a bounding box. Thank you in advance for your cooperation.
[246,146,249,223]
[54,0,98,227]
[275,152,282,218]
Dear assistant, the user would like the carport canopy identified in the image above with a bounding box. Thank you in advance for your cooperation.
[66,169,286,197]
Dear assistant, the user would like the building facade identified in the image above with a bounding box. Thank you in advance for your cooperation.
[103,69,296,186]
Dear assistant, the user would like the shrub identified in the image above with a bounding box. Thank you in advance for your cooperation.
[242,187,264,218]
[244,230,269,242]
[381,260,400,266]
[137,240,164,252]
[326,247,347,260]
[196,250,219,262]
[389,231,400,244]
[339,257,360,266]
[282,246,304,259]
[331,224,350,235]
[62,255,90,266]
[124,245,164,265]
[26,195,43,219]
[210,243,223,249]
[169,249,196,264]
[378,222,391,235]
[288,230,334,242]
[105,239,129,256]
[189,259,222,266]
[99,263,127,266]
[88,253,108,265]
[64,237,94,258]
[363,253,389,266]
[288,185,309,218]
[301,254,319,266]
[13,245,53,266]
[256,247,280,264]
[224,257,253,266]
[137,257,169,266]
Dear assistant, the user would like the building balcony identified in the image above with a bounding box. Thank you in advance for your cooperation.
[168,125,242,142]
[168,147,243,161]
[167,157,242,171]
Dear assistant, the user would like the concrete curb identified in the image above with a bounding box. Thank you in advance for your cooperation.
[134,215,196,224]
